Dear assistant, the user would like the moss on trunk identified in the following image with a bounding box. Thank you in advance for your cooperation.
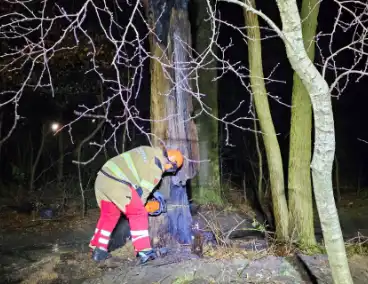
[191,0,221,204]
[287,0,320,247]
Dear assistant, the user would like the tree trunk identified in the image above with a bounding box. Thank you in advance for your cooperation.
[146,0,199,246]
[29,123,47,191]
[244,0,289,241]
[287,0,319,247]
[274,0,353,282]
[74,119,105,218]
[191,0,221,204]
[57,128,64,185]
[145,0,173,246]
[0,112,3,179]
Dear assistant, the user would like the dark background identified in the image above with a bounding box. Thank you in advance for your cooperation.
[0,0,367,203]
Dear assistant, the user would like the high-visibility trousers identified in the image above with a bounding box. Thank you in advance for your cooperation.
[89,173,151,253]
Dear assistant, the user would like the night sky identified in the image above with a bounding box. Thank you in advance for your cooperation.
[0,0,367,193]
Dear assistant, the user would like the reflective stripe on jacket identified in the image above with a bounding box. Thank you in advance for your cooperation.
[101,146,166,202]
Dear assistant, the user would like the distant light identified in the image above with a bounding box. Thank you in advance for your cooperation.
[51,122,60,132]
[92,119,96,123]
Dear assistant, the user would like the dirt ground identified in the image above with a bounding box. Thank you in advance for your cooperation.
[0,193,367,284]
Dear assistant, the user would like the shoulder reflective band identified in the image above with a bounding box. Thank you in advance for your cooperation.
[140,179,155,190]
[120,152,157,191]
[100,169,134,189]
[105,160,129,181]
[121,153,141,183]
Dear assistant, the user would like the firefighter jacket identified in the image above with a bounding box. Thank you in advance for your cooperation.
[100,146,166,203]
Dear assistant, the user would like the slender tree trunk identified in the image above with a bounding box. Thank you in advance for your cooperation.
[75,120,105,218]
[253,117,263,203]
[28,131,34,183]
[244,0,289,241]
[274,0,353,282]
[191,0,221,203]
[57,128,64,185]
[334,153,340,203]
[121,126,127,153]
[0,112,3,179]
[252,108,273,226]
[29,123,47,191]
[288,0,319,247]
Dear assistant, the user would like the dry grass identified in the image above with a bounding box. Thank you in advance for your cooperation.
[19,255,60,284]
[194,200,320,263]
[110,239,136,259]
[345,233,368,256]
[14,251,104,284]
[194,206,285,262]
[203,243,266,260]
[348,254,368,282]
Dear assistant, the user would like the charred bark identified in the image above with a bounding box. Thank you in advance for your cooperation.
[146,0,199,247]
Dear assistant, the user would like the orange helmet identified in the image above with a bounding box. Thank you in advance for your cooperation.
[164,149,184,171]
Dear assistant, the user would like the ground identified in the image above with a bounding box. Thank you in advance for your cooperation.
[0,192,367,284]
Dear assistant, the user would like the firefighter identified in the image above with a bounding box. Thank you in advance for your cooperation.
[89,145,184,264]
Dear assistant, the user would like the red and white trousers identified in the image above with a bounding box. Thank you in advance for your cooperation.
[89,174,151,253]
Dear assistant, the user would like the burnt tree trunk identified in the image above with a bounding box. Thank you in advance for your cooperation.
[145,0,199,247]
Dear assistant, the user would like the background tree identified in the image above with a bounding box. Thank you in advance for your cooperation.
[244,0,289,241]
[287,0,320,247]
[221,0,360,282]
[1,1,367,282]
[191,0,221,204]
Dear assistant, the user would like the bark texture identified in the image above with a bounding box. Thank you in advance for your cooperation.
[146,0,199,246]
[287,0,319,247]
[275,0,353,282]
[192,0,221,202]
[244,0,289,241]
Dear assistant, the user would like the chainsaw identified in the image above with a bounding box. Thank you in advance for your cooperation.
[144,191,167,216]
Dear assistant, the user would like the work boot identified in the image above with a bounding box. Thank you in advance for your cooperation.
[137,249,157,264]
[92,248,123,268]
[92,247,111,262]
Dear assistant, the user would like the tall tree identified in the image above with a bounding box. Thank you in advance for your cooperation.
[234,0,354,279]
[272,0,353,282]
[287,0,320,247]
[191,0,221,203]
[244,0,289,241]
[145,0,199,246]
